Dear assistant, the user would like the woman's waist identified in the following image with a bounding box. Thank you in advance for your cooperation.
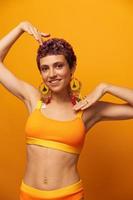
[23,165,80,190]
[24,160,79,178]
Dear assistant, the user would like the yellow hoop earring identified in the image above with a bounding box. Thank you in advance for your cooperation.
[38,82,49,95]
[69,76,83,104]
[38,82,52,104]
[70,76,81,91]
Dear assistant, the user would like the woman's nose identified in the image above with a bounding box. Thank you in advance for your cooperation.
[49,69,56,77]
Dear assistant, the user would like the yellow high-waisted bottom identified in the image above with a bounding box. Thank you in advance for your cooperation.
[19,179,84,200]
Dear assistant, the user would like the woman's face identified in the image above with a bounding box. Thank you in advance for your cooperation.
[39,54,75,93]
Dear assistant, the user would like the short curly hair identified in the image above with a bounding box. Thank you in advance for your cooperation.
[36,38,77,72]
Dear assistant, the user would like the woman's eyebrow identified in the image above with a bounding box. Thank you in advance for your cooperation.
[40,61,64,68]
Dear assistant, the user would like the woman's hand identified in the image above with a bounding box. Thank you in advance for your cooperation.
[18,21,50,45]
[73,83,108,111]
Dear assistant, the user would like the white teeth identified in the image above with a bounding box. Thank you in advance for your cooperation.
[50,79,61,83]
[51,80,58,83]
[49,79,61,84]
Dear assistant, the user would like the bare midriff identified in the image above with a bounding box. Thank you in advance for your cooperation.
[23,144,80,190]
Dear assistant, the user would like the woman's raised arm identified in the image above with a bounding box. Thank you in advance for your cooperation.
[0,21,50,102]
[0,21,50,61]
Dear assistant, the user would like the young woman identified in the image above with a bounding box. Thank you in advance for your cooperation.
[0,21,133,200]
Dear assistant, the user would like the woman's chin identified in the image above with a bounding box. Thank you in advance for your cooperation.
[50,86,63,92]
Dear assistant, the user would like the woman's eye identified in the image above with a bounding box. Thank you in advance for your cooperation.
[57,64,63,68]
[42,67,48,71]
[41,64,63,71]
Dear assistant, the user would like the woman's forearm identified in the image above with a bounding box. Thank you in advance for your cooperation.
[103,83,133,106]
[0,23,24,61]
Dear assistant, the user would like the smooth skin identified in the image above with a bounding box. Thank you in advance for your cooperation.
[0,21,133,191]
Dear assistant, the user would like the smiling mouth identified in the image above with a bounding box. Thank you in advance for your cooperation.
[48,79,62,85]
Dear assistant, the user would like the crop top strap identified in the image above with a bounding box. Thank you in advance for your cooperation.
[36,100,42,109]
[35,99,83,118]
[76,110,84,118]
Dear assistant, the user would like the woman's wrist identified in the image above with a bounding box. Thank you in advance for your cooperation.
[17,22,25,34]
[98,82,110,95]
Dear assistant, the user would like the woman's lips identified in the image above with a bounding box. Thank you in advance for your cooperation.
[48,79,62,85]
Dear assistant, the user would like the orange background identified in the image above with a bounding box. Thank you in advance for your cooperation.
[0,1,133,200]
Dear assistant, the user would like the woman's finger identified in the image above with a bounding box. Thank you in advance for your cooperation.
[38,31,43,45]
[74,102,87,110]
[40,32,51,37]
[33,27,43,45]
[29,26,39,41]
[29,27,43,45]
[75,99,87,107]
[81,105,89,110]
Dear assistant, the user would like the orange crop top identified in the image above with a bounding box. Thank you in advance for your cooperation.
[25,100,87,154]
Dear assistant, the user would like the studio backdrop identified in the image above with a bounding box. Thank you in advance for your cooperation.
[0,1,133,200]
